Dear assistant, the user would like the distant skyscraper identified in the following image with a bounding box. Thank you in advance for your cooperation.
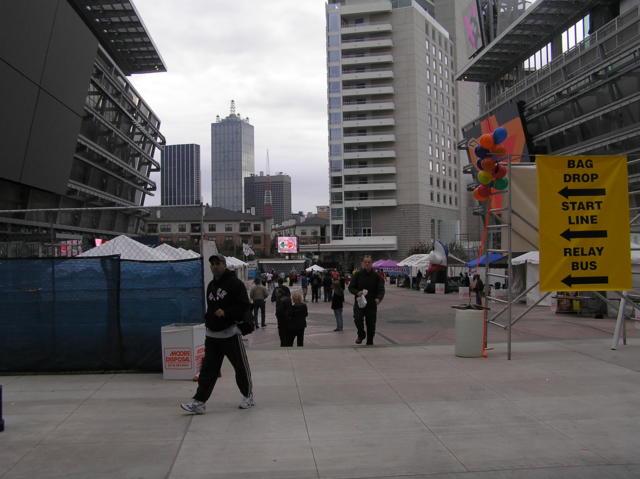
[161,144,201,205]
[211,100,254,211]
[244,173,292,225]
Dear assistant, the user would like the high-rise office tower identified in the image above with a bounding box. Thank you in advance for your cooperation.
[244,173,292,225]
[325,0,459,259]
[161,144,201,205]
[211,101,254,211]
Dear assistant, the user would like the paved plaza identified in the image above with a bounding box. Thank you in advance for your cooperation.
[2,286,640,478]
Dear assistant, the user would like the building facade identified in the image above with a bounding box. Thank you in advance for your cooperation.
[324,0,461,260]
[144,206,272,256]
[244,173,292,225]
[161,144,201,206]
[271,215,330,247]
[458,0,640,236]
[211,102,254,212]
[0,0,165,256]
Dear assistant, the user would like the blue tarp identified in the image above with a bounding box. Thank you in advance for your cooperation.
[465,253,506,268]
[0,256,203,372]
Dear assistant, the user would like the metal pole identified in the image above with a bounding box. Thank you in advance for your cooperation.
[507,155,513,360]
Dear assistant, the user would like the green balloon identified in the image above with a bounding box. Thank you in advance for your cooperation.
[494,177,509,190]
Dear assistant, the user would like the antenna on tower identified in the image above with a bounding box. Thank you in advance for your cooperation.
[266,149,270,175]
[263,149,273,219]
[230,99,236,116]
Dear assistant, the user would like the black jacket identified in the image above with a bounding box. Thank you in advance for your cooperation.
[331,287,344,310]
[204,269,250,332]
[271,284,291,302]
[348,269,385,305]
[289,303,308,330]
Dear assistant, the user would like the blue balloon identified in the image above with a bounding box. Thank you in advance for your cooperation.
[476,159,484,170]
[475,145,489,158]
[493,127,508,145]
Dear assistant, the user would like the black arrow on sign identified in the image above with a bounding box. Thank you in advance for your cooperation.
[560,228,608,241]
[558,186,606,198]
[561,275,609,288]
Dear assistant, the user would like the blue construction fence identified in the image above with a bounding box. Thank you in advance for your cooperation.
[0,255,204,372]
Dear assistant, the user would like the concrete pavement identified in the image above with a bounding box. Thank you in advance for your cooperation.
[2,285,640,478]
[2,338,640,478]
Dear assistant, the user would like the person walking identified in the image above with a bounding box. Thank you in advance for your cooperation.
[348,255,385,345]
[287,292,308,347]
[331,279,344,331]
[322,273,333,302]
[274,286,291,347]
[300,273,309,302]
[471,274,484,306]
[249,278,268,328]
[310,273,321,303]
[180,254,254,414]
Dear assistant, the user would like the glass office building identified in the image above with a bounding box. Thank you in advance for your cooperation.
[211,105,254,212]
[161,144,201,206]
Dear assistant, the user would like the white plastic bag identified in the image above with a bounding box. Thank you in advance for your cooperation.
[357,289,368,309]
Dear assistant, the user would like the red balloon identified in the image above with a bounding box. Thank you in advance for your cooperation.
[478,184,491,197]
[494,165,507,179]
[479,133,494,150]
[481,158,496,172]
[472,187,486,201]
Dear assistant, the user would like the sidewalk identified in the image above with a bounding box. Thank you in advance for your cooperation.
[2,338,640,478]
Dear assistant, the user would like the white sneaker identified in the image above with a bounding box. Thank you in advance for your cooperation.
[238,394,255,409]
[180,400,206,414]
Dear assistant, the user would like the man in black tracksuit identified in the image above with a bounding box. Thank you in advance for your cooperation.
[180,254,254,414]
[348,255,385,345]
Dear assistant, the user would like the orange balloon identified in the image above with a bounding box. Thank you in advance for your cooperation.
[481,158,496,171]
[479,133,494,150]
[492,145,507,158]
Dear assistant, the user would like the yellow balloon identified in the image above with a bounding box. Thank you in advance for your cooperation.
[477,171,492,185]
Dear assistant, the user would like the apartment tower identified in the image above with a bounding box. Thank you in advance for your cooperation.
[326,0,460,259]
[211,101,254,212]
[161,144,201,205]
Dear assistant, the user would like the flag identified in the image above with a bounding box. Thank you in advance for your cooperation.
[242,243,255,256]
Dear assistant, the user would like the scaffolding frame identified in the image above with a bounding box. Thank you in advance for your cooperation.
[477,155,639,359]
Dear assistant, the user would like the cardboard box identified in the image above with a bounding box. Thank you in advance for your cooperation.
[161,323,205,380]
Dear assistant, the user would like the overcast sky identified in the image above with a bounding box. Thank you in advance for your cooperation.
[129,0,329,214]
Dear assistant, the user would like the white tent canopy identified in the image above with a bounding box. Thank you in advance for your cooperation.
[154,243,200,260]
[78,235,172,261]
[398,254,430,275]
[306,264,325,272]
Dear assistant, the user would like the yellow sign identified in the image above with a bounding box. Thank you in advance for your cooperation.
[537,155,631,292]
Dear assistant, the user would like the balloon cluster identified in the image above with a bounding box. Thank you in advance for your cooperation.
[472,127,509,201]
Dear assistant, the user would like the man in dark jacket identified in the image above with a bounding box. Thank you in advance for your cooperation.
[348,255,385,345]
[181,254,254,414]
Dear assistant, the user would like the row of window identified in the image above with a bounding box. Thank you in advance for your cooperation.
[147,223,262,234]
[430,191,457,206]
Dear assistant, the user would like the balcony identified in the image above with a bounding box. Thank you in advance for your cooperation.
[343,198,397,208]
[342,86,394,97]
[341,54,393,66]
[342,38,392,51]
[341,70,394,81]
[342,101,394,112]
[343,134,395,144]
[343,182,396,192]
[343,166,396,175]
[299,235,397,252]
[342,118,395,128]
[341,23,392,35]
[343,149,395,159]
